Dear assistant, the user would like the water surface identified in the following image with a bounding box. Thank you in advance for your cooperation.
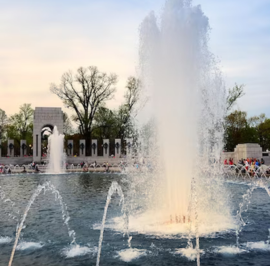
[0,173,270,266]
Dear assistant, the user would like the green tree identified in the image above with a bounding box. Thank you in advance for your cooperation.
[92,107,118,139]
[7,104,33,141]
[50,66,117,155]
[257,119,270,151]
[249,114,270,151]
[0,108,8,140]
[6,104,33,155]
[224,110,259,151]
[115,77,141,142]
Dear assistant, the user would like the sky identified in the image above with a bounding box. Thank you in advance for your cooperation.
[1,0,270,118]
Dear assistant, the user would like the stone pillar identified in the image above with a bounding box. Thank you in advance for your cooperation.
[114,139,121,158]
[20,140,27,157]
[79,140,86,157]
[67,140,73,156]
[91,139,98,157]
[103,139,109,158]
[0,140,1,157]
[234,143,262,162]
[33,133,40,162]
[125,138,133,157]
[7,139,14,157]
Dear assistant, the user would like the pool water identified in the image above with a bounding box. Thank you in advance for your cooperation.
[1,173,270,266]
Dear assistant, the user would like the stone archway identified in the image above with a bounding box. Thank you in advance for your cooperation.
[33,107,63,162]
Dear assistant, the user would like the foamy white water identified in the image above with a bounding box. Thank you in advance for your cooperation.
[216,246,246,255]
[116,248,147,262]
[16,241,43,250]
[175,247,204,261]
[62,245,97,258]
[245,241,270,251]
[0,236,12,244]
[105,211,235,237]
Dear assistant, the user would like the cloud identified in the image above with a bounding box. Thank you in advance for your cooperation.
[0,0,269,119]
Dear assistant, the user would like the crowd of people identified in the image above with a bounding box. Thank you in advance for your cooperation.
[0,158,152,174]
[224,157,265,166]
[224,157,269,176]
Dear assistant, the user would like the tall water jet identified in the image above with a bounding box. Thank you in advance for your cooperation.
[46,126,65,174]
[137,0,230,228]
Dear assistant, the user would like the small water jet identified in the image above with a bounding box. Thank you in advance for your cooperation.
[46,126,66,174]
[8,181,76,266]
[235,185,257,247]
[96,181,129,266]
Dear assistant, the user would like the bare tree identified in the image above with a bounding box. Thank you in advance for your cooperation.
[50,66,117,155]
[226,83,245,112]
[124,77,141,113]
[63,112,74,135]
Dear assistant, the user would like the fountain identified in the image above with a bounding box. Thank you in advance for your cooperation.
[121,0,231,236]
[1,0,270,265]
[46,126,66,174]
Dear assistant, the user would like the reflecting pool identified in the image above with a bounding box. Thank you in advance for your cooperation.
[1,173,270,266]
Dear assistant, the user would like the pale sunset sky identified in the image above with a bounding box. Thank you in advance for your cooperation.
[1,0,270,118]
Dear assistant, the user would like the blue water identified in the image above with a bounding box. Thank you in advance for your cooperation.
[1,173,270,266]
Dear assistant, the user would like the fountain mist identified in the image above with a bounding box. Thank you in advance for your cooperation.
[46,126,65,174]
[137,0,230,229]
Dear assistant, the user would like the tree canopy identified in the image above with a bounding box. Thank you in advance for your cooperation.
[223,111,270,152]
[0,109,8,140]
[90,77,141,154]
[115,77,141,141]
[7,104,34,142]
